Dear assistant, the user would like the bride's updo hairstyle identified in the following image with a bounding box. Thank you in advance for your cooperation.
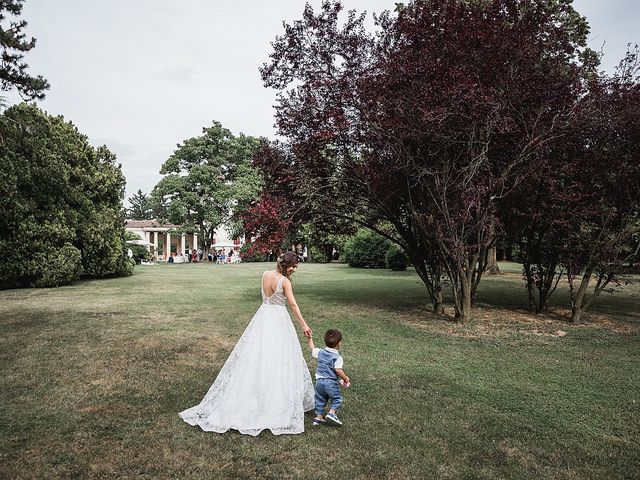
[277,251,299,278]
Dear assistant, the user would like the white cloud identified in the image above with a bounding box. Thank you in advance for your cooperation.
[157,66,196,83]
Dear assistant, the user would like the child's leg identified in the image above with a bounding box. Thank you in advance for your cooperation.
[314,382,329,418]
[324,382,344,425]
[327,381,343,413]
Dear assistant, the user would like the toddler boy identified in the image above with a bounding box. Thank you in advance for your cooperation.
[307,329,350,426]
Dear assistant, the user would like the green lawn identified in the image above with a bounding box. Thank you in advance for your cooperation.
[1,262,638,479]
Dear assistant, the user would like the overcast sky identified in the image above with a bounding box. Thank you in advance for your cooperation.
[5,0,639,205]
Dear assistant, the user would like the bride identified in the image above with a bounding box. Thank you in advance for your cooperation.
[179,251,315,435]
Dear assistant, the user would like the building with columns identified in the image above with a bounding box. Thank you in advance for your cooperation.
[125,220,242,261]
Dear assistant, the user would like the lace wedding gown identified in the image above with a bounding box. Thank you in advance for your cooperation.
[179,273,315,435]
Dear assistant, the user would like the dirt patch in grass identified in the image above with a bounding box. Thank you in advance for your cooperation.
[548,308,638,335]
[78,404,118,414]
[497,439,536,468]
[396,304,638,340]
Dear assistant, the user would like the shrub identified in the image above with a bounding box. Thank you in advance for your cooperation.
[342,229,392,268]
[127,243,151,264]
[385,245,409,271]
[240,242,268,262]
[34,243,83,288]
[308,245,332,263]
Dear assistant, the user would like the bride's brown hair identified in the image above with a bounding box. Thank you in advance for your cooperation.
[276,251,299,278]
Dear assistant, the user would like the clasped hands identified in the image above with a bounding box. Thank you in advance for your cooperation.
[302,325,312,338]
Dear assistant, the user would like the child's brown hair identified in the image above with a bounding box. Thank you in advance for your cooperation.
[324,329,342,348]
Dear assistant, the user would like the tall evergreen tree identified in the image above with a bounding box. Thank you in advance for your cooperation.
[127,189,153,220]
[0,0,49,101]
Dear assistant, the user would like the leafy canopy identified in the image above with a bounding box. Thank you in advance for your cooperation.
[151,121,262,247]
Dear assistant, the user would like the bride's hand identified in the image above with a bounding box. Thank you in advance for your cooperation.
[302,325,312,338]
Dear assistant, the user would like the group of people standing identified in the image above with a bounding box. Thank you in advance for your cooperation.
[169,248,238,263]
[208,249,236,263]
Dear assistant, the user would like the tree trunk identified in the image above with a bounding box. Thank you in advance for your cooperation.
[522,263,536,311]
[536,291,548,314]
[570,270,592,322]
[538,266,556,313]
[432,288,444,315]
[485,246,501,275]
[522,260,560,314]
[527,286,537,312]
[571,304,585,323]
[453,286,472,324]
[452,271,472,324]
[413,258,444,316]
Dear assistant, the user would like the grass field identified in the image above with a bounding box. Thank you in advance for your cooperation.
[1,262,639,479]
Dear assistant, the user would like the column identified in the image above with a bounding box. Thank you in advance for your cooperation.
[153,231,158,257]
[181,234,186,256]
[194,233,198,250]
[166,232,171,260]
[145,231,151,253]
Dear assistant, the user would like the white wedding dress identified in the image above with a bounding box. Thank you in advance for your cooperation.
[179,273,315,435]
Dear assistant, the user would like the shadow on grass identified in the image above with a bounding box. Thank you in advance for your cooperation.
[283,268,640,327]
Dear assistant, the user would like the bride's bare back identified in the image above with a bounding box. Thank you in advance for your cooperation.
[262,270,283,297]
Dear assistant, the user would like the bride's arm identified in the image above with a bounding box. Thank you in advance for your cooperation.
[283,278,312,337]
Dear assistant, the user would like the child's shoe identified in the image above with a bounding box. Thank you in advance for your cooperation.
[312,417,326,426]
[325,412,342,426]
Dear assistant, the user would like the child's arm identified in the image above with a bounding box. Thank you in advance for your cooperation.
[308,337,321,360]
[335,368,350,384]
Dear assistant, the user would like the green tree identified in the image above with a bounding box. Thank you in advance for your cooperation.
[0,0,49,101]
[225,160,264,239]
[0,103,132,288]
[299,219,355,263]
[126,189,153,220]
[152,121,261,250]
[342,229,392,269]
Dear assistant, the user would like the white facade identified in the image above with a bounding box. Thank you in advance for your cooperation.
[211,223,243,251]
[125,220,243,261]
